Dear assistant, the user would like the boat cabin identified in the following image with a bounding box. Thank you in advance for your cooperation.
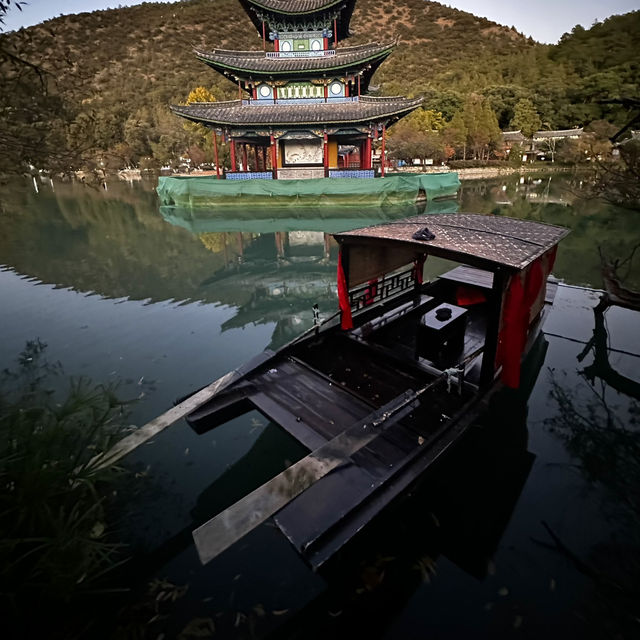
[334,213,568,390]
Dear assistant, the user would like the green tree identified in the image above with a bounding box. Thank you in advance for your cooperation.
[482,84,532,129]
[442,111,468,159]
[403,108,447,132]
[461,94,502,160]
[387,121,445,165]
[510,98,542,138]
[181,86,219,168]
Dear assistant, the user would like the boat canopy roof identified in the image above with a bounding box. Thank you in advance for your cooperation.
[334,213,569,273]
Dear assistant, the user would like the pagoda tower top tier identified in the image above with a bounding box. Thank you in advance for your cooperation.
[239,0,357,41]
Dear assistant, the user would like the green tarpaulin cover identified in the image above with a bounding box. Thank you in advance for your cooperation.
[156,173,460,209]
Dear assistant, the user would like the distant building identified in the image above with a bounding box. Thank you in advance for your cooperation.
[502,128,583,161]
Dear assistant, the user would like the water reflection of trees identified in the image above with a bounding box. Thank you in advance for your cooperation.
[545,280,640,636]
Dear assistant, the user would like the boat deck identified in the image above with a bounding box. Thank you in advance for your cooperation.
[185,264,558,567]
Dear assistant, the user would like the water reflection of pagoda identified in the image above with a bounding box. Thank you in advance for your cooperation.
[171,0,421,179]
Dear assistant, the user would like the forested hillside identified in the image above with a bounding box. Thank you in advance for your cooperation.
[0,0,638,173]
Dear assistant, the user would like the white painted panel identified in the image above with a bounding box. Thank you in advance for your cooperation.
[284,139,323,165]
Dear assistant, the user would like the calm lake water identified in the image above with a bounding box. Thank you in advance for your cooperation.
[1,173,639,638]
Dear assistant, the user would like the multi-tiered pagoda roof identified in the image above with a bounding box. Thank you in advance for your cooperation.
[171,0,419,179]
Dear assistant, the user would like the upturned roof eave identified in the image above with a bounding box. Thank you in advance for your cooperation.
[242,0,348,17]
[194,43,395,78]
[170,98,423,129]
[239,0,356,40]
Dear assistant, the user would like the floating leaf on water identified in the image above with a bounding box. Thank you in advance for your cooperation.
[498,587,509,596]
[513,615,523,629]
[234,612,246,627]
[418,436,425,445]
[252,604,266,617]
[487,560,496,576]
[90,521,105,539]
[178,617,215,638]
[272,609,289,616]
[184,448,190,456]
[484,602,494,611]
[549,578,556,591]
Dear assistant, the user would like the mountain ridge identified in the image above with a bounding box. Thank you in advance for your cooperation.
[1,0,638,171]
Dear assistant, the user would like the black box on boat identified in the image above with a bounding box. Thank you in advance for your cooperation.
[417,303,468,366]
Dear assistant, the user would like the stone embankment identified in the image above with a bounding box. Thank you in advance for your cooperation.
[394,165,574,180]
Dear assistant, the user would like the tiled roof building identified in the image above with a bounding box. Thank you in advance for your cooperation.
[171,0,420,179]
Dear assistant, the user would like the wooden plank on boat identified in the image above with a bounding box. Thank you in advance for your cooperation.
[284,385,500,568]
[85,350,276,472]
[438,265,494,289]
[253,359,374,441]
[250,391,327,451]
[545,279,558,304]
[440,265,559,305]
[191,374,454,565]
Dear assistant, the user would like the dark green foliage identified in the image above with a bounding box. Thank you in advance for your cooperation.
[510,98,542,138]
[0,340,134,633]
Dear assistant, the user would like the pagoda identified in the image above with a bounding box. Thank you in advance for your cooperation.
[171,0,422,180]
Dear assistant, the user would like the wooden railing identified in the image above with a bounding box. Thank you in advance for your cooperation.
[265,50,335,58]
[349,267,417,311]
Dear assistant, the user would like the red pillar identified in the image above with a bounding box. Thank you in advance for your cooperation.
[270,134,278,179]
[323,36,328,50]
[381,123,387,177]
[323,132,329,177]
[358,75,361,97]
[365,136,372,170]
[345,81,349,98]
[334,18,338,47]
[252,86,257,100]
[230,139,237,172]
[262,21,266,51]
[242,144,248,172]
[275,232,285,258]
[213,130,220,179]
[274,39,279,52]
[324,84,328,102]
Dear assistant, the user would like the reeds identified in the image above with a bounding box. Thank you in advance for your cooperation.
[0,339,134,619]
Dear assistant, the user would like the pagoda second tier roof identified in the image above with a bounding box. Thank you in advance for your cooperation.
[171,96,423,128]
[194,41,395,77]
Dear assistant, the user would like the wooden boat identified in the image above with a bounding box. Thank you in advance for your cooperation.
[185,213,569,569]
